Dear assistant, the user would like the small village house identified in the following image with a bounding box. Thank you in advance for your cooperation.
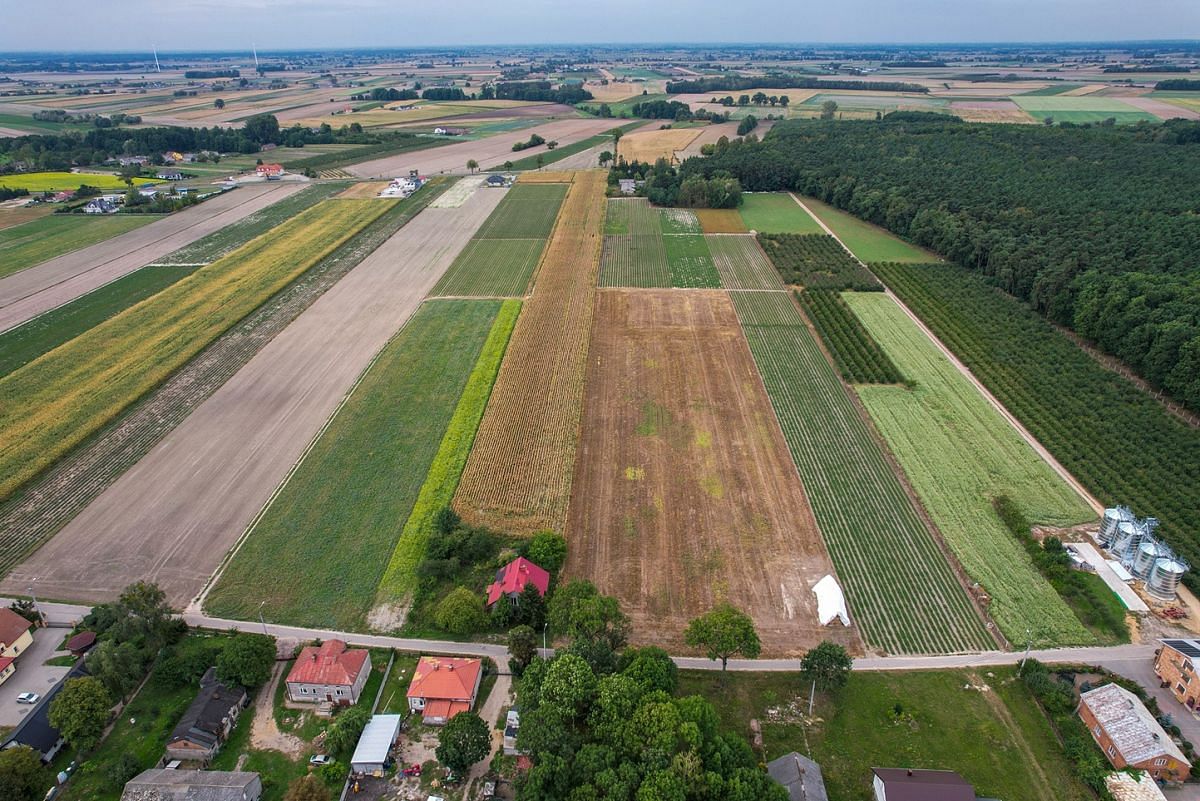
[486,557,549,609]
[164,667,248,764]
[1155,639,1200,710]
[285,639,370,705]
[255,163,284,178]
[871,768,975,801]
[406,656,483,725]
[121,769,261,801]
[767,752,828,801]
[1079,683,1191,782]
[156,170,184,181]
[0,606,33,660]
[162,151,185,164]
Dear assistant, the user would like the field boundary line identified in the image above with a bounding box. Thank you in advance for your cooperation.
[788,193,1103,516]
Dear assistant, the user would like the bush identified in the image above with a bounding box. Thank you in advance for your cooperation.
[216,633,276,689]
[525,531,567,573]
[435,587,486,635]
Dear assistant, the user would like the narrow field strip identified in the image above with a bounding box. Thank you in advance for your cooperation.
[844,292,1095,647]
[706,234,783,290]
[799,196,933,263]
[664,232,720,288]
[455,171,607,532]
[730,290,995,655]
[0,214,157,280]
[474,183,568,239]
[204,300,508,631]
[797,289,902,384]
[0,184,450,579]
[695,208,748,234]
[373,300,522,615]
[0,198,394,503]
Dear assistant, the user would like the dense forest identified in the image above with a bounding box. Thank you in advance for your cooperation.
[494,80,591,104]
[685,116,1200,409]
[666,75,928,94]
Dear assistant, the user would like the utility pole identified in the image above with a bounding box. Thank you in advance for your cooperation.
[1018,627,1032,675]
[27,581,46,628]
[808,679,816,716]
[542,622,548,654]
[258,601,269,637]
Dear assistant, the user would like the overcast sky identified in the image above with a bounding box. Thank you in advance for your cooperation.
[1,0,1197,52]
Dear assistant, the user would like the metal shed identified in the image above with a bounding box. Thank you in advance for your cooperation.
[350,714,402,775]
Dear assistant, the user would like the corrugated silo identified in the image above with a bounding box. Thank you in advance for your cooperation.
[1148,558,1188,601]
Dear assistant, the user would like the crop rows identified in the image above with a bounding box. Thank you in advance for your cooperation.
[0,214,155,280]
[664,233,721,288]
[758,232,882,290]
[599,234,669,287]
[873,260,1200,593]
[705,234,783,290]
[0,183,450,575]
[474,183,568,239]
[797,289,903,384]
[730,290,994,655]
[604,197,659,235]
[658,207,702,234]
[455,171,607,533]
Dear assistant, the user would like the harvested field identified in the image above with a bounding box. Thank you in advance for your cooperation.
[0,204,50,230]
[431,175,485,207]
[454,171,606,532]
[0,197,393,504]
[2,185,503,605]
[0,183,305,333]
[706,235,783,290]
[517,171,575,183]
[695,209,747,234]
[0,215,156,280]
[617,127,704,164]
[566,289,858,655]
[337,181,391,198]
[348,118,617,178]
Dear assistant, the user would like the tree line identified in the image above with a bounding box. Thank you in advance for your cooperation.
[682,115,1200,410]
[495,80,592,104]
[666,75,928,94]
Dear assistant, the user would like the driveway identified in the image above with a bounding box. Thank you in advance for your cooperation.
[0,626,73,726]
[1100,653,1200,748]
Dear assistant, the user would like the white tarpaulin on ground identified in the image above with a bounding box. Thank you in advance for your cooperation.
[812,575,850,627]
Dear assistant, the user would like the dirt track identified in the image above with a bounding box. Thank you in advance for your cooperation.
[348,118,617,178]
[2,186,504,607]
[0,183,303,332]
[565,289,860,656]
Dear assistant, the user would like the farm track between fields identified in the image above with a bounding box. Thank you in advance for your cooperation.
[0,182,453,589]
[0,183,305,332]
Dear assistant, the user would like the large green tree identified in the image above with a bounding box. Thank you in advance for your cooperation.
[435,712,490,773]
[49,677,112,755]
[216,633,276,689]
[683,604,761,671]
[324,706,369,758]
[801,640,853,691]
[0,745,43,801]
[435,586,486,635]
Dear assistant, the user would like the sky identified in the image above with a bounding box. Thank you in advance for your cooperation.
[0,0,1197,52]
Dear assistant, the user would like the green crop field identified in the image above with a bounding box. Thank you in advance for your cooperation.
[658,207,702,234]
[205,300,511,630]
[873,261,1200,595]
[0,214,157,279]
[1012,95,1159,124]
[1019,84,1085,96]
[705,234,783,290]
[801,197,933,263]
[432,239,547,297]
[663,232,720,287]
[0,265,202,378]
[599,197,669,286]
[474,183,568,239]
[0,171,159,192]
[731,290,994,655]
[155,182,348,264]
[797,289,901,384]
[374,300,520,609]
[845,292,1096,646]
[0,198,393,502]
[758,232,881,290]
[738,192,823,234]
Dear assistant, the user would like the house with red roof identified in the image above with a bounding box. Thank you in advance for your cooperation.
[486,557,550,608]
[285,640,371,706]
[406,657,483,725]
[0,607,33,687]
[255,163,284,178]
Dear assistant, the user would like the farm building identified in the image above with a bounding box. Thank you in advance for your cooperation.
[162,151,185,164]
[1106,771,1169,801]
[349,714,402,775]
[486,557,550,608]
[406,656,483,724]
[1155,639,1200,710]
[767,752,828,801]
[164,667,248,764]
[156,171,184,181]
[1079,683,1191,782]
[66,630,96,657]
[120,769,262,801]
[286,639,371,705]
[255,163,284,178]
[871,767,974,801]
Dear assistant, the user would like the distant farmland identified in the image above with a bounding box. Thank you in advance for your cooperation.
[0,215,156,280]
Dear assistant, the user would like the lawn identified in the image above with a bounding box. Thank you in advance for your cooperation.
[0,214,158,279]
[845,292,1096,647]
[739,192,823,234]
[0,198,393,502]
[0,265,202,378]
[800,197,933,263]
[205,300,504,630]
[676,668,1092,801]
[0,171,159,192]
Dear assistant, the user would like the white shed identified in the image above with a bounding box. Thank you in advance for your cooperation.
[350,714,402,775]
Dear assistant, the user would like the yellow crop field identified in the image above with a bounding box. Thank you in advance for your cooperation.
[0,198,393,501]
[517,171,576,184]
[618,128,704,164]
[337,181,390,198]
[0,172,158,192]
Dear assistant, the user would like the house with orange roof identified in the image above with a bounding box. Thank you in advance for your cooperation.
[255,163,284,178]
[0,607,32,686]
[406,656,483,725]
[285,640,371,706]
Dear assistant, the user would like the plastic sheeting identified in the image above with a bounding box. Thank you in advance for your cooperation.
[812,575,850,627]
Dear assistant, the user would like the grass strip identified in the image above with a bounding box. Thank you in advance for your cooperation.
[375,299,521,606]
[492,121,643,171]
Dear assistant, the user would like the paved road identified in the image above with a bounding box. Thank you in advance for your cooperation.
[1101,650,1200,750]
[0,627,72,726]
[0,183,304,332]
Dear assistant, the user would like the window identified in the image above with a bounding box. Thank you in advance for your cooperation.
[1093,725,1101,737]
[1107,746,1116,758]
[1154,758,1167,766]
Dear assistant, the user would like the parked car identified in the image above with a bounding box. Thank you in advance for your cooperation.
[16,692,40,704]
[309,754,332,766]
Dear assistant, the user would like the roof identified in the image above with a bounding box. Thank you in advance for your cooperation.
[871,768,974,801]
[767,752,828,801]
[349,714,402,767]
[168,668,246,751]
[0,607,30,647]
[0,655,14,673]
[423,699,471,720]
[1081,683,1189,766]
[256,163,283,173]
[1163,639,1200,660]
[407,656,482,703]
[67,631,97,652]
[287,640,369,687]
[1106,771,1169,801]
[121,769,260,801]
[486,558,550,606]
[2,660,89,759]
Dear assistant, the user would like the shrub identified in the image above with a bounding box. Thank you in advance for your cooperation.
[435,587,486,634]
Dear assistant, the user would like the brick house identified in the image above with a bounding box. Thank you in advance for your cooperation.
[1155,639,1200,710]
[164,668,248,764]
[285,640,370,705]
[1079,683,1191,783]
[406,656,482,725]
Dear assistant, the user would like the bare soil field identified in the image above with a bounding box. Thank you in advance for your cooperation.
[348,118,617,179]
[1,185,503,607]
[0,183,304,332]
[0,204,50,229]
[1122,96,1200,120]
[565,289,858,655]
[618,128,705,164]
[949,101,1036,124]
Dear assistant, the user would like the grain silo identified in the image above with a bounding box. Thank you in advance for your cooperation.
[1100,506,1134,548]
[1112,520,1143,560]
[1148,558,1189,601]
[1133,538,1165,580]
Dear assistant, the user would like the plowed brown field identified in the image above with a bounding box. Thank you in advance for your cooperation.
[565,288,860,655]
[454,171,605,532]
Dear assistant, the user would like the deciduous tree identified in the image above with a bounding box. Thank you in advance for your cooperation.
[49,677,111,755]
[0,745,43,801]
[435,712,490,773]
[683,604,761,671]
[216,633,276,689]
